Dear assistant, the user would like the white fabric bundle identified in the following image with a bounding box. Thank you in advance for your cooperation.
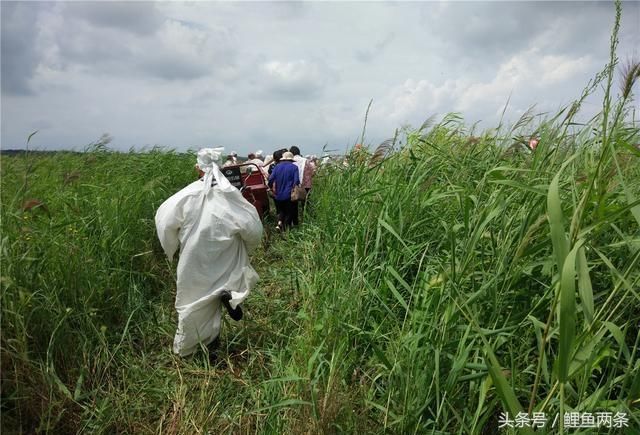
[196,148,233,194]
[155,148,263,356]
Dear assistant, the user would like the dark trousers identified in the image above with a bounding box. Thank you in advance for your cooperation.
[275,199,296,229]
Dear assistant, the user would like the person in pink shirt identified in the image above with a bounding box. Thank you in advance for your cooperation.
[289,146,316,192]
[301,157,316,192]
[289,146,316,223]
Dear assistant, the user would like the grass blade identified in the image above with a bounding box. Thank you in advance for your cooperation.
[577,246,594,325]
[484,345,534,435]
[547,167,570,273]
[558,240,583,382]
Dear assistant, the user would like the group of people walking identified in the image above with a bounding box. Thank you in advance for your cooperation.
[227,146,317,231]
[266,146,316,231]
[154,146,316,359]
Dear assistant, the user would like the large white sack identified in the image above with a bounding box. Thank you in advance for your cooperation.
[155,179,263,356]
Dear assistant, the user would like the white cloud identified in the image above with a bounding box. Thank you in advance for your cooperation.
[381,79,440,122]
[458,50,594,112]
[539,54,593,85]
[369,46,595,136]
[35,5,236,83]
[64,1,163,36]
[134,19,233,81]
[260,60,334,99]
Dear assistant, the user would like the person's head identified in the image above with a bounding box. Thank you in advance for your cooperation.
[282,151,294,161]
[290,146,301,156]
[247,153,256,160]
[226,155,233,162]
[273,149,284,162]
[255,150,263,159]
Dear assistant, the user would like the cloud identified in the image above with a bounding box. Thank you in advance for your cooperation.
[458,50,594,111]
[372,46,594,134]
[45,10,236,82]
[355,33,396,63]
[1,2,42,95]
[539,54,593,85]
[381,79,439,122]
[64,1,163,36]
[374,77,462,128]
[422,1,615,79]
[259,59,335,99]
[135,20,234,81]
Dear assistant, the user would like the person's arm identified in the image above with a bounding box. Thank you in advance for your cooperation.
[268,167,275,188]
[268,167,278,195]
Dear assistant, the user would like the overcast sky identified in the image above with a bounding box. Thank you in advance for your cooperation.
[1,1,638,155]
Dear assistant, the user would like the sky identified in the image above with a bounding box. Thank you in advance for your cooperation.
[1,1,639,155]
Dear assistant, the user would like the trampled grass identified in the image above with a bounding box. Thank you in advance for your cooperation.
[2,4,640,434]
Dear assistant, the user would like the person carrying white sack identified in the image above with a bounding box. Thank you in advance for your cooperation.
[155,148,263,357]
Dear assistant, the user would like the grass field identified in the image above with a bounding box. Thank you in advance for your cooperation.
[2,8,640,435]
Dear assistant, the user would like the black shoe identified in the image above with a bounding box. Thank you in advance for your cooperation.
[220,291,243,321]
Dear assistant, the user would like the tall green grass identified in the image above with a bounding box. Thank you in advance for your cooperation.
[261,5,639,430]
[1,149,198,432]
[283,111,638,431]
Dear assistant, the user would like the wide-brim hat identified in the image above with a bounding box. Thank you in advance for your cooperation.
[281,151,294,161]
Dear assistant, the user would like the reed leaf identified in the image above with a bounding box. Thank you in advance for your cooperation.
[558,239,583,383]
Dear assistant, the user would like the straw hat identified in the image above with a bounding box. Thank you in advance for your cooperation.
[281,151,294,161]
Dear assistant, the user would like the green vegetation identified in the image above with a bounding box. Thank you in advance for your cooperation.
[2,5,639,434]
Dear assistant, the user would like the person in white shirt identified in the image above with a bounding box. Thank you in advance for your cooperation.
[244,153,267,178]
[222,155,235,167]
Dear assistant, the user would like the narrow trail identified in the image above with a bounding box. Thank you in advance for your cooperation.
[150,220,310,433]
